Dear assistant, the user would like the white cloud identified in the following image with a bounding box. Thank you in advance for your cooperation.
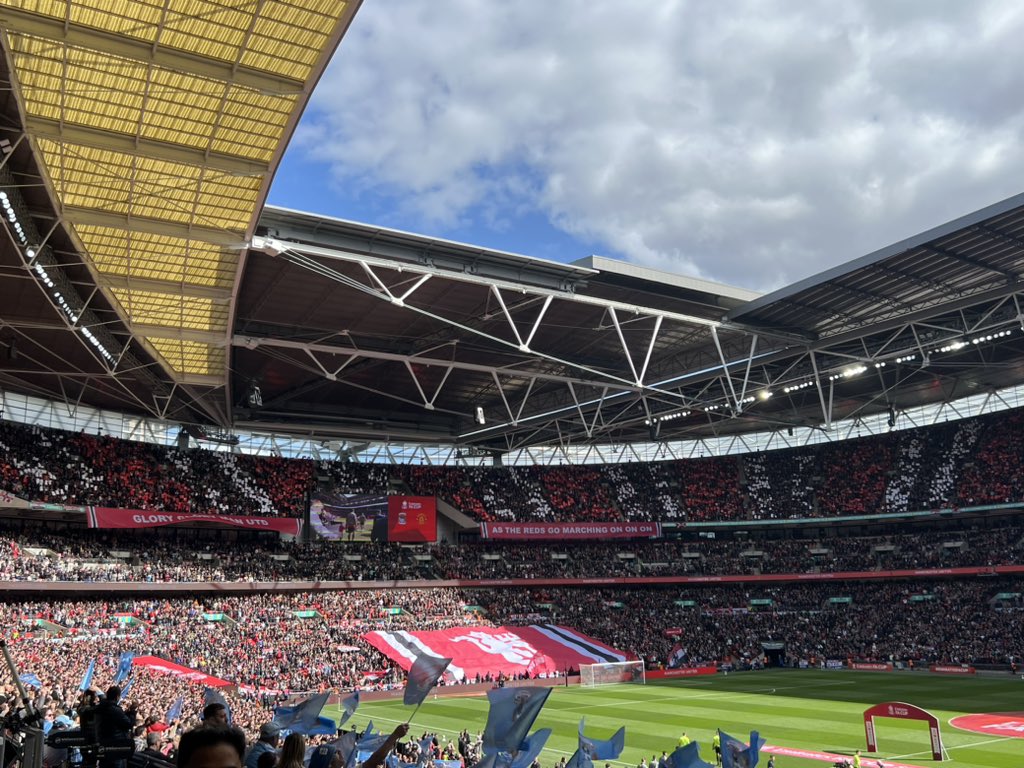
[294,0,1024,291]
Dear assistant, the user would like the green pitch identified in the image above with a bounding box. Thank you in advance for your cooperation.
[323,670,1023,768]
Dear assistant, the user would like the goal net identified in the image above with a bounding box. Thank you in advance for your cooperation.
[579,660,646,687]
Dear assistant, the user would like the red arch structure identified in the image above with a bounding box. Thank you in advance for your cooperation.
[864,701,945,761]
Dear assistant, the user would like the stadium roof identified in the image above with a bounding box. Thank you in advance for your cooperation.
[0,0,359,425]
[4,4,1024,455]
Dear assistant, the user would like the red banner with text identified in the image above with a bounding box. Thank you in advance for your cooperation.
[480,521,662,540]
[930,664,976,675]
[647,666,717,679]
[87,506,302,535]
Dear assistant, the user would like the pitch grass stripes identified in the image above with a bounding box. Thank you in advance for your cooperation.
[324,670,1023,768]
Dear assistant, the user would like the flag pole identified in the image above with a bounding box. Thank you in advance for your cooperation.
[405,700,424,725]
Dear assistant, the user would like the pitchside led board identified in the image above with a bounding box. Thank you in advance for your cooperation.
[310,492,437,543]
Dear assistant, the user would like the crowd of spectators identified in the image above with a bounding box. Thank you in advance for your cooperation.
[474,577,1024,671]
[2,578,1020,714]
[0,422,311,518]
[3,589,482,695]
[7,408,1024,523]
[0,524,420,583]
[0,519,1020,583]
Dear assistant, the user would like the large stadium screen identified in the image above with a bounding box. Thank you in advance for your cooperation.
[309,492,388,541]
[387,496,437,542]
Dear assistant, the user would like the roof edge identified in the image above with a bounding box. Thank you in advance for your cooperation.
[727,189,1024,320]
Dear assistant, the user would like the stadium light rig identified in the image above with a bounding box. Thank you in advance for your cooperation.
[930,329,1014,356]
[782,380,814,394]
[827,364,867,382]
[0,191,27,245]
[644,409,691,426]
[3,185,118,366]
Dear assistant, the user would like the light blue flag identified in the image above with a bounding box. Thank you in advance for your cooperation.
[118,677,134,702]
[578,719,626,760]
[564,749,593,768]
[338,690,360,727]
[416,737,435,768]
[165,695,184,724]
[19,673,43,688]
[356,721,390,753]
[273,691,330,733]
[331,731,358,768]
[302,715,339,736]
[385,755,403,768]
[669,742,714,768]
[404,655,452,707]
[482,687,552,756]
[511,728,552,768]
[719,731,765,768]
[79,659,96,692]
[204,688,232,724]
[113,652,135,685]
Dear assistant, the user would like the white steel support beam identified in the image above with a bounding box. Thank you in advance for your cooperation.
[235,334,645,392]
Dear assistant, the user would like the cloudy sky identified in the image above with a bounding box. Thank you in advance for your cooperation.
[269,0,1024,293]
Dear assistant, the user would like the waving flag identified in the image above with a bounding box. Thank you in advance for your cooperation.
[113,652,135,685]
[565,750,593,768]
[719,731,766,768]
[165,695,184,724]
[482,687,551,756]
[669,742,714,768]
[204,688,232,724]
[19,673,43,688]
[273,691,331,733]
[118,678,134,702]
[79,659,96,692]
[332,732,358,768]
[578,719,625,760]
[416,736,435,768]
[339,690,360,727]
[511,728,552,768]
[357,722,390,752]
[306,716,340,736]
[404,655,452,706]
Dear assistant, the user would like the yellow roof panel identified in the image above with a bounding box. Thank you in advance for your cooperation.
[9,36,297,163]
[148,337,225,378]
[3,0,356,382]
[78,226,238,289]
[110,288,227,333]
[7,0,344,77]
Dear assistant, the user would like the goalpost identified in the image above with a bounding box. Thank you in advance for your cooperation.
[579,660,646,687]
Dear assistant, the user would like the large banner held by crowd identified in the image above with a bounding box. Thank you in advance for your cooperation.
[87,506,302,535]
[364,624,631,680]
[480,521,662,540]
[133,655,232,687]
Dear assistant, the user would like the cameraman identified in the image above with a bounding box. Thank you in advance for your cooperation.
[95,687,135,768]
